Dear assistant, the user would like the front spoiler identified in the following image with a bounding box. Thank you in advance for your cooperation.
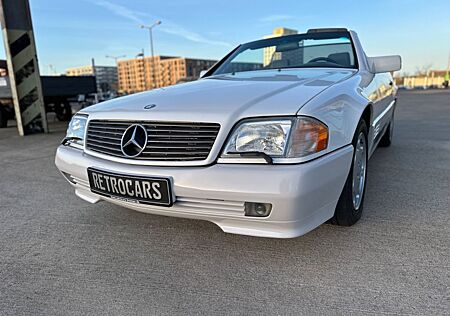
[55,145,353,238]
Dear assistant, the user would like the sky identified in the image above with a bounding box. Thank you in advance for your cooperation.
[1,0,449,75]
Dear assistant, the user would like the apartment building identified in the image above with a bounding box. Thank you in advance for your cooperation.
[117,56,216,94]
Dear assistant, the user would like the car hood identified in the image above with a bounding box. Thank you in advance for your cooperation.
[83,68,355,123]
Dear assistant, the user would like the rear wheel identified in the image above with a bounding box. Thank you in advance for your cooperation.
[0,106,8,128]
[331,119,368,226]
[55,103,72,121]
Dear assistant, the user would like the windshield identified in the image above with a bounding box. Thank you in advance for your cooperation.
[212,31,357,75]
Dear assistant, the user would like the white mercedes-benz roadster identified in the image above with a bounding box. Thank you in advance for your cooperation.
[55,28,401,238]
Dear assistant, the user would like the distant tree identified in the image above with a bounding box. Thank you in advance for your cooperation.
[414,64,433,76]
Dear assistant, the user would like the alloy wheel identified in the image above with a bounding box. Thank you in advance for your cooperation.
[352,132,367,210]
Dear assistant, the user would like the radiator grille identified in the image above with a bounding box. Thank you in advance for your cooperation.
[86,120,220,161]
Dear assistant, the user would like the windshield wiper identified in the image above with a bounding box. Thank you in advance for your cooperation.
[229,151,273,164]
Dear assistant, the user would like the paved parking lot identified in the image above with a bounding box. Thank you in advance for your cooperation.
[0,90,449,315]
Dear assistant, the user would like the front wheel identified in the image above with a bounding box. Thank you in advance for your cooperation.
[331,119,368,226]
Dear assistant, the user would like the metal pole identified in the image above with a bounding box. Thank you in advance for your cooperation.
[105,55,126,65]
[142,48,147,90]
[445,52,450,89]
[91,57,99,93]
[140,21,161,90]
[447,52,450,77]
[149,28,155,89]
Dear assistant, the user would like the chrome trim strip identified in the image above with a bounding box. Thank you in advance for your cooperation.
[217,157,267,164]
[64,142,84,150]
[84,148,217,166]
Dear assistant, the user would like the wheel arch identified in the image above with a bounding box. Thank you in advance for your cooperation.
[297,74,373,157]
[361,103,372,129]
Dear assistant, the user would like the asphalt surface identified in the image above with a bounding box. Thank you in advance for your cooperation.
[0,90,449,315]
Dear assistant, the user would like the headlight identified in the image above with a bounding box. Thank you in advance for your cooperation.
[63,114,87,147]
[223,119,292,157]
[221,117,328,162]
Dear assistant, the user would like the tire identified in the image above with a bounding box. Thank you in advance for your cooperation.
[55,103,72,121]
[379,113,394,147]
[0,106,7,128]
[331,119,368,226]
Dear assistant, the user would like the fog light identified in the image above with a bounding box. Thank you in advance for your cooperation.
[244,202,272,217]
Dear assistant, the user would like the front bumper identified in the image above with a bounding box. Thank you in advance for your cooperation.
[55,145,353,238]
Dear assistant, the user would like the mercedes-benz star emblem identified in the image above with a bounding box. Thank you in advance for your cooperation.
[120,124,148,157]
[144,104,156,110]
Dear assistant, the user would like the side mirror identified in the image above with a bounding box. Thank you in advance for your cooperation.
[199,70,208,79]
[367,55,402,73]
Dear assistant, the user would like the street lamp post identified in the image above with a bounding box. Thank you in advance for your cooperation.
[105,54,126,65]
[140,21,161,90]
[447,52,450,78]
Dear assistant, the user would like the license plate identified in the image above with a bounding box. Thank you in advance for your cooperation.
[87,168,173,206]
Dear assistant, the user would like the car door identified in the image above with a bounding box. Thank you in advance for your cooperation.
[372,73,395,146]
[362,74,381,156]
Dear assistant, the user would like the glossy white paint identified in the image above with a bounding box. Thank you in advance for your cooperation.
[367,55,402,74]
[81,68,355,166]
[55,29,400,238]
[56,144,353,238]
